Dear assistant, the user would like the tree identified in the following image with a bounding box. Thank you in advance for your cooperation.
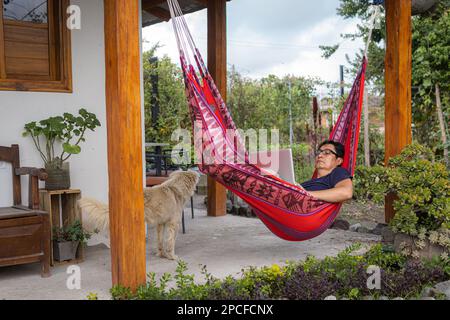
[321,0,450,161]
[411,2,450,163]
[320,1,386,91]
[227,67,318,146]
[143,45,191,144]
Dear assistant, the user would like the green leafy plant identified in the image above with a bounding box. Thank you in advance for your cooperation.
[52,220,94,245]
[354,143,449,237]
[23,108,101,169]
[86,292,99,300]
[110,244,450,300]
[353,165,387,204]
[290,143,316,183]
[386,143,450,235]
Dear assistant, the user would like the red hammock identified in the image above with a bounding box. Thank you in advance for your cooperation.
[168,0,367,241]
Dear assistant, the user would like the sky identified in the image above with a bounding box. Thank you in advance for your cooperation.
[142,0,364,87]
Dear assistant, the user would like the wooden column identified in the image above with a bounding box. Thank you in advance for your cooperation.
[0,1,6,78]
[207,0,227,217]
[104,0,146,290]
[384,0,412,223]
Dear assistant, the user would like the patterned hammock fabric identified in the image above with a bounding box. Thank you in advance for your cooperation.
[168,0,367,241]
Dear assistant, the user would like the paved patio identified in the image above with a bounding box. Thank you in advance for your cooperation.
[0,196,381,300]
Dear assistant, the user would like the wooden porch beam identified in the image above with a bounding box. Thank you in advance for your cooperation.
[384,0,412,223]
[103,0,146,290]
[207,0,227,217]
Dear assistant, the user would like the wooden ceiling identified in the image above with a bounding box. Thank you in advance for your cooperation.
[142,0,230,27]
[142,0,208,27]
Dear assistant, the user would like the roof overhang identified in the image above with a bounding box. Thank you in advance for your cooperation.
[142,0,230,28]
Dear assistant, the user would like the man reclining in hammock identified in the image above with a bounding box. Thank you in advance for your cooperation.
[300,140,353,203]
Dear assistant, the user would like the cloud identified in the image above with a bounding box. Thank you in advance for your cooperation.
[227,0,340,39]
[142,0,364,83]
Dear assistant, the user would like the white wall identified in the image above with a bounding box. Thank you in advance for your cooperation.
[0,0,108,206]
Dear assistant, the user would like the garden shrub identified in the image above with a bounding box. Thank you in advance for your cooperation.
[110,244,450,300]
[386,143,450,236]
[353,165,386,204]
[353,143,450,252]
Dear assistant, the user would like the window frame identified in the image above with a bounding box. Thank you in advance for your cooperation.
[0,0,72,93]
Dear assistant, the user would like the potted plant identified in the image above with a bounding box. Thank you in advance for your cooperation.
[52,220,93,262]
[23,108,101,190]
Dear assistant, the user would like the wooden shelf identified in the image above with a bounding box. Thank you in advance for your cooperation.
[39,189,84,266]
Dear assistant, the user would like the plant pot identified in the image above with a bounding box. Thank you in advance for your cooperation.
[381,0,439,15]
[45,162,71,190]
[412,0,439,15]
[393,233,446,259]
[53,240,79,262]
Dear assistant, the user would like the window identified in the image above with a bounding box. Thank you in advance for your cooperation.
[0,0,72,92]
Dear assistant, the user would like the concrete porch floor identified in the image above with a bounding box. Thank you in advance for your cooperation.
[0,196,381,300]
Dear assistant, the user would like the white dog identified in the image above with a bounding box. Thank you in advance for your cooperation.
[78,170,199,260]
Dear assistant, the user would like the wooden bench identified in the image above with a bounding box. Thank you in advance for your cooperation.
[0,145,51,277]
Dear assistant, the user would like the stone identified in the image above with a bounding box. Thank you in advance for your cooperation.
[420,287,434,298]
[324,295,337,300]
[357,227,371,234]
[392,297,404,300]
[433,281,450,300]
[379,296,390,300]
[330,219,350,231]
[362,296,375,300]
[420,297,436,301]
[381,227,396,244]
[370,223,388,236]
[350,223,362,232]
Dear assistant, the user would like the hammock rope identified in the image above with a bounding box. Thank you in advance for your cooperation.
[365,5,382,59]
[168,0,369,241]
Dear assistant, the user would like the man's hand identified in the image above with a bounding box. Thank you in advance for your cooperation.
[307,179,353,203]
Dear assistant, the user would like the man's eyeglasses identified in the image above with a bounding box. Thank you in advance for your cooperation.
[316,149,338,157]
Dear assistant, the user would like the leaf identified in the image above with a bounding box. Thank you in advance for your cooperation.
[63,143,81,155]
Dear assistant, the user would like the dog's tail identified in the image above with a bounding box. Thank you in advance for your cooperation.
[78,198,110,234]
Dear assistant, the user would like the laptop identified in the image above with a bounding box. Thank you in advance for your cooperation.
[249,149,296,184]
